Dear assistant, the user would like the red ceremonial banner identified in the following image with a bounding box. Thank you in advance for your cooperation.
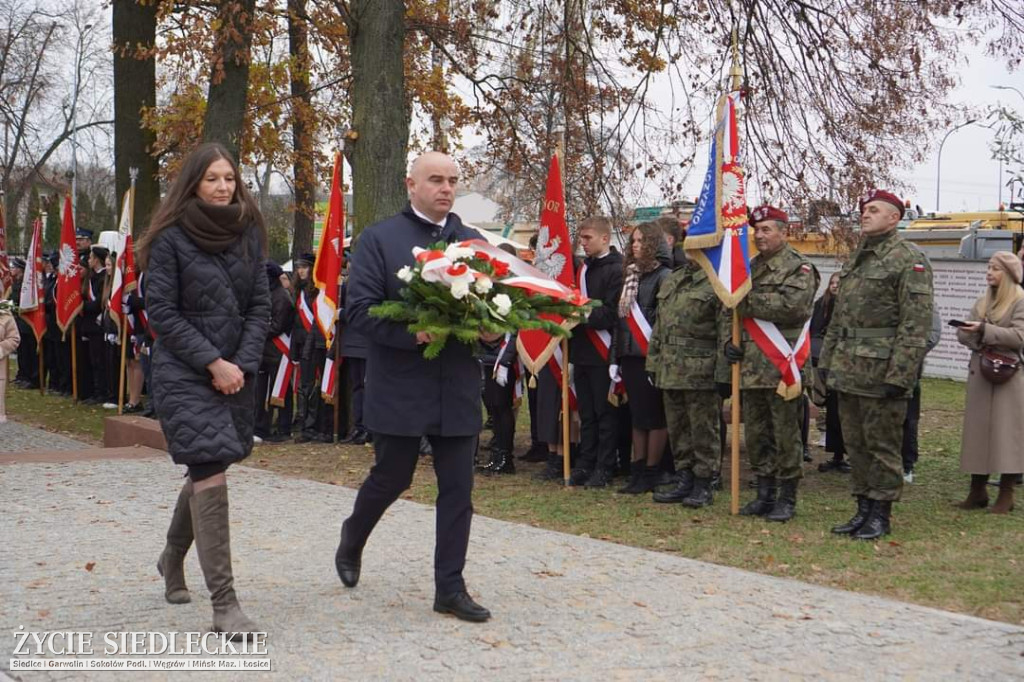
[516,154,578,376]
[313,151,344,347]
[56,194,83,335]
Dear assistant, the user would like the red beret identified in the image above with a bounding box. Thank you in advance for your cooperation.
[859,189,905,219]
[750,205,789,224]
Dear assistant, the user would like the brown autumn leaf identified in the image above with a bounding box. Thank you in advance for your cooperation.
[85,562,96,572]
[37,610,50,618]
[634,601,648,608]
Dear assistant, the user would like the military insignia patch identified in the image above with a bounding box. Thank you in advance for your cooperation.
[800,264,811,273]
[913,263,925,272]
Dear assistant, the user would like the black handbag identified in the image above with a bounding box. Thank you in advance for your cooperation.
[979,347,1022,385]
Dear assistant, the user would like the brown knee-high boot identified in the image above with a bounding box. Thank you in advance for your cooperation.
[955,474,989,510]
[989,474,1017,514]
[157,479,194,603]
[190,485,257,639]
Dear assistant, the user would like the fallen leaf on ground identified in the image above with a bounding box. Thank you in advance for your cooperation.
[85,562,95,572]
[634,601,647,608]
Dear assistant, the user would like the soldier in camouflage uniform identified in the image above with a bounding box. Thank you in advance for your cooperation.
[820,189,933,540]
[647,258,724,507]
[721,205,819,522]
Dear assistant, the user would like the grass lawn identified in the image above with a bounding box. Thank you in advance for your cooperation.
[5,373,1022,626]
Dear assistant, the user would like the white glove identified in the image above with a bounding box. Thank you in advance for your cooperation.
[608,364,622,383]
[495,365,509,387]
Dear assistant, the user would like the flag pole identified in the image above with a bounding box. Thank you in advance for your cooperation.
[728,26,743,515]
[555,134,572,486]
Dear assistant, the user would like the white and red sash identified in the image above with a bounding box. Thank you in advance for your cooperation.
[577,263,611,361]
[298,290,315,333]
[270,333,292,407]
[742,317,811,401]
[547,344,578,412]
[320,356,340,403]
[626,300,652,355]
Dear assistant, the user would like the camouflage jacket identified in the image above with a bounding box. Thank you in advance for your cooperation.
[647,262,722,390]
[819,229,934,398]
[716,243,819,389]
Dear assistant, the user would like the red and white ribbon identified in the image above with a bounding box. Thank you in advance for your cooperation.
[270,333,292,407]
[626,300,652,355]
[577,263,611,361]
[320,356,339,403]
[742,317,811,400]
[298,290,315,333]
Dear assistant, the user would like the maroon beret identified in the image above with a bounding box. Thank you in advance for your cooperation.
[750,205,789,225]
[859,189,905,219]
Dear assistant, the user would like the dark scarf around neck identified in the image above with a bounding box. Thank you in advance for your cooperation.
[180,199,249,254]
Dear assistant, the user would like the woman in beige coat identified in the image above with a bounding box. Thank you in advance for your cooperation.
[0,299,22,424]
[955,251,1024,514]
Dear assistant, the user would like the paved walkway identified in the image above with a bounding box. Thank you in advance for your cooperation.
[0,420,90,453]
[1,425,1022,680]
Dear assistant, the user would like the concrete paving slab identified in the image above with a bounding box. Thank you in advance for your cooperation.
[0,439,1022,680]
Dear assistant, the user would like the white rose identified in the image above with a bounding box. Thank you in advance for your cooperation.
[450,279,471,300]
[474,276,493,294]
[397,265,414,283]
[444,244,475,261]
[492,293,512,316]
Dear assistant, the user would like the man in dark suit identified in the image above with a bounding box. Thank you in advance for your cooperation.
[335,151,496,622]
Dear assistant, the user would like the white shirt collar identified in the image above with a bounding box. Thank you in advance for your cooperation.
[411,204,449,228]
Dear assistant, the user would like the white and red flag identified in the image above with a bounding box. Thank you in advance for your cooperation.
[313,151,344,347]
[109,189,137,333]
[18,217,46,343]
[55,194,83,336]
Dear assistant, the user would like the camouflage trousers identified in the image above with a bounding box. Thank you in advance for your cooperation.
[742,388,803,482]
[663,389,721,479]
[837,392,908,501]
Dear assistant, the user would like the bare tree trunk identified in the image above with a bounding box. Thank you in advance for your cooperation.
[348,0,409,239]
[202,0,256,161]
[288,0,314,259]
[112,0,159,234]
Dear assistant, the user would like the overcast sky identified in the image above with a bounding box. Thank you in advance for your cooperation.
[904,48,1023,213]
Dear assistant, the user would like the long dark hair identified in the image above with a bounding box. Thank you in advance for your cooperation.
[623,221,663,272]
[135,142,267,270]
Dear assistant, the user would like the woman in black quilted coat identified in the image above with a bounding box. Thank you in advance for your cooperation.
[135,142,270,640]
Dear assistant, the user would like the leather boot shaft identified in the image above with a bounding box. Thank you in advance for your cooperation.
[157,479,193,604]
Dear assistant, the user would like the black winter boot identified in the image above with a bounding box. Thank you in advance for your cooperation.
[740,476,777,516]
[533,454,563,482]
[851,500,892,540]
[681,476,714,508]
[831,496,872,535]
[617,460,645,494]
[483,449,515,475]
[765,480,798,522]
[653,469,694,503]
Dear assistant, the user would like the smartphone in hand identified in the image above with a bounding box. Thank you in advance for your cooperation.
[947,319,969,328]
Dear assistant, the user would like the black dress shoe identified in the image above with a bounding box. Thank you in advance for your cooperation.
[433,591,491,622]
[334,545,361,588]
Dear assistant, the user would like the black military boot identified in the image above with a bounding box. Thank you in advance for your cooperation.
[740,476,776,516]
[681,477,714,508]
[851,500,892,540]
[617,460,645,494]
[652,469,694,503]
[533,454,563,482]
[765,480,797,522]
[831,496,872,535]
[475,448,498,474]
[483,449,515,476]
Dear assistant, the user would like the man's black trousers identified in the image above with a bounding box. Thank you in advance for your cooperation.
[340,433,476,594]
[574,364,618,473]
